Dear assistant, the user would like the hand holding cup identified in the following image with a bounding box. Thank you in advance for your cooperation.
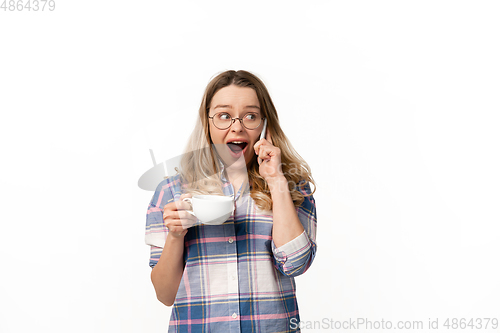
[163,193,198,238]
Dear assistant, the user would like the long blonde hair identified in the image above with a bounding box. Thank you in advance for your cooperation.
[176,70,316,211]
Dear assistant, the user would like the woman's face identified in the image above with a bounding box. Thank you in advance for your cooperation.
[208,85,264,169]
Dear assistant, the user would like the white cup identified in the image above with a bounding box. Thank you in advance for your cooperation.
[182,195,234,225]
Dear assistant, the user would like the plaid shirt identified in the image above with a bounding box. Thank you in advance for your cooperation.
[145,167,317,333]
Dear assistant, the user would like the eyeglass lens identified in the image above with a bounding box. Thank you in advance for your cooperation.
[213,112,262,129]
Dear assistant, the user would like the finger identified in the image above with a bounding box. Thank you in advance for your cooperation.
[258,145,273,161]
[163,193,193,210]
[165,219,184,231]
[254,142,259,155]
[163,208,180,221]
[163,201,180,212]
[254,139,268,155]
[163,206,173,220]
[167,216,197,230]
[256,143,270,165]
[178,193,193,209]
[178,210,196,220]
[174,199,193,211]
[164,194,191,211]
[165,214,195,227]
[180,215,199,229]
[164,210,194,221]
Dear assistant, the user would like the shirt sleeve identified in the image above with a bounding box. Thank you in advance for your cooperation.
[145,179,175,268]
[271,180,317,277]
[149,245,164,268]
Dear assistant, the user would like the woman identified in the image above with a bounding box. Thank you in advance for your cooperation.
[145,70,317,332]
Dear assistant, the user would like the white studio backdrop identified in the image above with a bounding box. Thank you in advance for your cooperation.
[1,1,499,332]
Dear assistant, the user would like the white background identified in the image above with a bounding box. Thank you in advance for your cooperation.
[1,1,499,332]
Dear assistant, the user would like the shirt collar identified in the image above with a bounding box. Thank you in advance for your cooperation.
[216,157,252,198]
[217,157,229,183]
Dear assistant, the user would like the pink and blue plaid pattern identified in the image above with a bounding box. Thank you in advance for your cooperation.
[145,170,317,333]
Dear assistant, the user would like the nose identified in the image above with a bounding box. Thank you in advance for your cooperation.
[230,118,245,132]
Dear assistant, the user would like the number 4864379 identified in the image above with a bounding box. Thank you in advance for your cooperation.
[1,0,56,11]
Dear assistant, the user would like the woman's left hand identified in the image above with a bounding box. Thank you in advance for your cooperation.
[254,129,284,182]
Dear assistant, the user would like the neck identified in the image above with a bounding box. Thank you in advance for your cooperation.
[226,168,247,184]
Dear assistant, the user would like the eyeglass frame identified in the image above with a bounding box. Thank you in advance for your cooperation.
[208,112,265,130]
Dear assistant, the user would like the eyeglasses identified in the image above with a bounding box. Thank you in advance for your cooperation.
[208,112,264,130]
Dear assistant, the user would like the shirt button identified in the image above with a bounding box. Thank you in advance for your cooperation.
[231,275,236,280]
[228,237,234,243]
[232,312,237,319]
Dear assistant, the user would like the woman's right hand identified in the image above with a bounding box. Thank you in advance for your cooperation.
[163,193,197,239]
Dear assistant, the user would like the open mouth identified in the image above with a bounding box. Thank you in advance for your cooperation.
[227,142,248,156]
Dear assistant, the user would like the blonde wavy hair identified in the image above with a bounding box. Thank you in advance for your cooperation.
[175,70,316,211]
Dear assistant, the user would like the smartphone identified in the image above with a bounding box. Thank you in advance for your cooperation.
[260,118,267,140]
[258,119,267,164]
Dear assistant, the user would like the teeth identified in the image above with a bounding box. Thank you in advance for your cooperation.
[229,141,245,144]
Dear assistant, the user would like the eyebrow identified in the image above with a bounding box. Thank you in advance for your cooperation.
[213,104,260,110]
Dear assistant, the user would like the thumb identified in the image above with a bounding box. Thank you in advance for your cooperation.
[180,193,192,200]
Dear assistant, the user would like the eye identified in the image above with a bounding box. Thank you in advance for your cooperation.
[218,112,231,120]
[244,113,258,120]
